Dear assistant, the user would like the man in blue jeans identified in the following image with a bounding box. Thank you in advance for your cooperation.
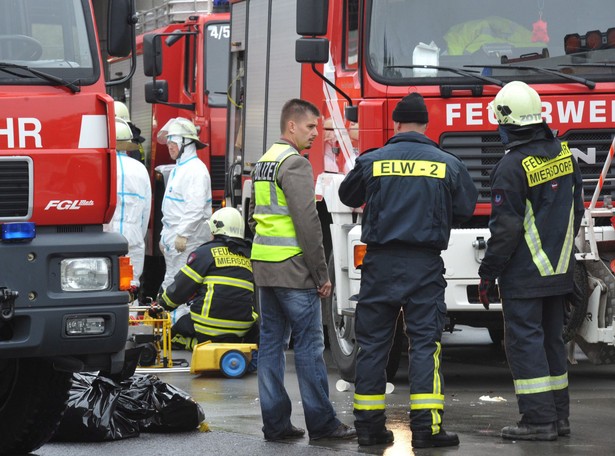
[248,98,356,442]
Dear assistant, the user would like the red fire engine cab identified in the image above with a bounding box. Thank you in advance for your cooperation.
[0,0,136,453]
[225,0,615,380]
[109,0,230,298]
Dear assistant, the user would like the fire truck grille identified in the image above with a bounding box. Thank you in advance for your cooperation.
[440,129,615,204]
[0,158,31,220]
[210,155,226,191]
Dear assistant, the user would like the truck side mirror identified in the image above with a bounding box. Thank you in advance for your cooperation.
[143,34,162,77]
[145,80,168,103]
[107,0,136,58]
[296,0,329,36]
[296,37,329,63]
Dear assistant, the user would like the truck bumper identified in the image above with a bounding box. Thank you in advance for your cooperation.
[0,227,130,370]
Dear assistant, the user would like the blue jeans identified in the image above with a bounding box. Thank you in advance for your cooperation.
[257,286,340,439]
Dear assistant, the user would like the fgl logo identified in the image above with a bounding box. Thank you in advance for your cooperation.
[44,200,93,210]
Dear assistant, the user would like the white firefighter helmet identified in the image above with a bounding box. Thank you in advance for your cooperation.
[489,81,543,126]
[208,207,245,239]
[115,118,139,151]
[157,117,207,149]
[114,101,130,122]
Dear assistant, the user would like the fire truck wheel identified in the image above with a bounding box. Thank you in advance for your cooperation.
[324,255,406,383]
[0,357,72,455]
[573,252,615,364]
[563,259,589,343]
[324,255,358,382]
[220,350,248,378]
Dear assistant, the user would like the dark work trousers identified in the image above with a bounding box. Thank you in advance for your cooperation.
[502,295,569,424]
[353,247,447,435]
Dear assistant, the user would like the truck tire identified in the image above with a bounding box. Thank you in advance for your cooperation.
[563,260,589,343]
[0,358,72,455]
[323,255,404,383]
[487,326,504,345]
[575,256,615,364]
[324,256,358,382]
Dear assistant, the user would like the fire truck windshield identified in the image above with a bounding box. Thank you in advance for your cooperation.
[367,0,615,85]
[0,0,96,85]
[205,22,230,107]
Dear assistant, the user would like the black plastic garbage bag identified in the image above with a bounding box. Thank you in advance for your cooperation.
[53,373,153,442]
[121,374,205,432]
[53,372,205,442]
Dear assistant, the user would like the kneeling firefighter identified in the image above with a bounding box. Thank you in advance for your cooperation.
[158,207,259,350]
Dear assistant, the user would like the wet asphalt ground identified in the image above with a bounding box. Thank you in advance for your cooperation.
[35,326,615,456]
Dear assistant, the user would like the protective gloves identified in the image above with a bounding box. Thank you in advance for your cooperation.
[478,278,497,310]
[175,235,188,252]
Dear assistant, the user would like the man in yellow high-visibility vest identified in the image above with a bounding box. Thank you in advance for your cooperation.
[249,98,356,442]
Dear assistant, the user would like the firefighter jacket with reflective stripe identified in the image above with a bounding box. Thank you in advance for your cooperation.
[339,132,478,251]
[478,134,584,299]
[161,237,258,338]
[251,143,303,262]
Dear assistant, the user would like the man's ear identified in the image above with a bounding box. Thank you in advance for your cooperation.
[287,120,296,134]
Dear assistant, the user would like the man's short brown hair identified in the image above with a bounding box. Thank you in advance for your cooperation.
[280,99,320,133]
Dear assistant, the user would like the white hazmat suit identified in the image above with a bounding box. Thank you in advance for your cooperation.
[105,151,152,288]
[159,119,212,290]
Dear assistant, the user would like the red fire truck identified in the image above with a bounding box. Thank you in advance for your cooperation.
[109,0,230,298]
[0,1,136,453]
[225,0,615,380]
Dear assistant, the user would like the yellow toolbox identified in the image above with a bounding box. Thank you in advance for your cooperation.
[190,341,258,378]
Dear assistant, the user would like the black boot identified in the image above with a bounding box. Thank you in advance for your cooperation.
[357,428,394,446]
[412,429,459,448]
[501,421,557,441]
[557,418,570,436]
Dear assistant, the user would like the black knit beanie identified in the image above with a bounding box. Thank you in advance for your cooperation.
[392,93,428,124]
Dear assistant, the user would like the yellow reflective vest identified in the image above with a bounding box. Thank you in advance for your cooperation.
[251,143,303,262]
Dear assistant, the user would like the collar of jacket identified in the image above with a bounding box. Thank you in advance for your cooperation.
[176,143,198,165]
[214,235,252,256]
[277,138,300,152]
[385,131,438,148]
[498,121,556,150]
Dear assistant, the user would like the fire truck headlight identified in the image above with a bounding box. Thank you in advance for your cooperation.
[61,258,111,291]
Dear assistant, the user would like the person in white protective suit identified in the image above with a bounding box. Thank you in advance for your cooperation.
[114,101,146,163]
[104,118,152,289]
[158,117,212,291]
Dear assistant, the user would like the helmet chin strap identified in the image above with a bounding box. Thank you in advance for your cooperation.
[174,138,197,161]
[176,138,187,160]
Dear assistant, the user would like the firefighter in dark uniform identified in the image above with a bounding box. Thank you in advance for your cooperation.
[478,81,584,440]
[339,93,477,448]
[158,207,259,350]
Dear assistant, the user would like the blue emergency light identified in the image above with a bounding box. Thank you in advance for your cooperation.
[213,0,229,12]
[1,222,36,241]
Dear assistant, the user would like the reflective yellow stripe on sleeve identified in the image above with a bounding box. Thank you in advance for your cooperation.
[180,264,205,284]
[353,393,386,411]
